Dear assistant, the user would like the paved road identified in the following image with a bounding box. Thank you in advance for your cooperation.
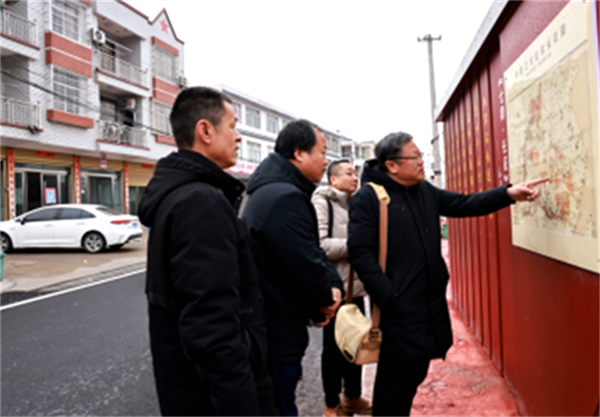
[1,271,158,416]
[0,271,330,416]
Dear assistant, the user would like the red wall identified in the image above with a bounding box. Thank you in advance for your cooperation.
[442,1,599,415]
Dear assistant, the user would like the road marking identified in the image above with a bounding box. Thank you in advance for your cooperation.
[0,268,146,311]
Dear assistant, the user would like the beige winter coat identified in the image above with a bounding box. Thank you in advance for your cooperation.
[311,185,366,298]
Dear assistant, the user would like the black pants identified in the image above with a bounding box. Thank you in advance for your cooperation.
[321,297,365,408]
[372,348,430,416]
[267,358,303,416]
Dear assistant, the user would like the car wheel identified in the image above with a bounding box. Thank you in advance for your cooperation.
[82,232,105,254]
[1,233,12,253]
[110,244,124,251]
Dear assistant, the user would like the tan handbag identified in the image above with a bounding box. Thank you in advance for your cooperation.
[335,182,389,365]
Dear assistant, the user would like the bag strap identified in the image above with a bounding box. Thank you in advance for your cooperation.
[365,182,390,329]
[345,266,355,304]
[326,197,334,238]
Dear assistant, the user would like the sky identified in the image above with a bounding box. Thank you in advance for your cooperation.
[127,0,495,152]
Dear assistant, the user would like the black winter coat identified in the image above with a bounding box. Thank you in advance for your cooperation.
[138,150,272,416]
[348,160,514,360]
[242,153,344,362]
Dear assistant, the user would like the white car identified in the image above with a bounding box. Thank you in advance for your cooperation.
[0,204,143,254]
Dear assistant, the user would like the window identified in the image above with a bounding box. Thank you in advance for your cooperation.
[245,107,261,129]
[153,46,178,85]
[247,141,261,163]
[52,0,84,42]
[232,102,242,123]
[267,145,274,154]
[24,208,61,222]
[100,100,117,122]
[267,114,279,133]
[152,101,173,137]
[325,135,340,155]
[53,67,86,115]
[58,208,94,220]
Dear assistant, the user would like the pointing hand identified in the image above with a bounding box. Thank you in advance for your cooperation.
[507,177,550,202]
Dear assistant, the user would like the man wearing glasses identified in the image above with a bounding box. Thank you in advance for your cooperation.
[348,131,548,416]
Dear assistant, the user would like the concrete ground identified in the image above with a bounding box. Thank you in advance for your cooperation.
[0,228,148,293]
[0,234,520,416]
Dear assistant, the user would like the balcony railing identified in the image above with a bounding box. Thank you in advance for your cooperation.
[98,119,148,148]
[0,9,36,46]
[1,96,41,127]
[99,52,147,88]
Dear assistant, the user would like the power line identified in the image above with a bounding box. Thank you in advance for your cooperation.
[0,68,171,136]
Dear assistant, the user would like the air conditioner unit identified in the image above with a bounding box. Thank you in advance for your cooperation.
[91,29,106,46]
[118,98,136,110]
[0,0,20,8]
[178,75,187,89]
[123,98,136,110]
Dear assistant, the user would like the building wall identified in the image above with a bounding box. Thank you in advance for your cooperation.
[441,2,599,415]
[0,0,184,218]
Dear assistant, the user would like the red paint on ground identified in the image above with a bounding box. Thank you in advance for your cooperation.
[411,238,520,416]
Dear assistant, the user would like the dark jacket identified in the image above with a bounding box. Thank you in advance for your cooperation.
[348,159,514,360]
[138,150,273,416]
[241,153,343,362]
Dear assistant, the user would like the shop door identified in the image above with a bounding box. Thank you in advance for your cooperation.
[26,172,42,212]
[15,168,69,215]
[88,176,113,207]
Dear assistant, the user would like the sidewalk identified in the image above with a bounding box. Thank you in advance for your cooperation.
[0,228,148,294]
[360,239,520,416]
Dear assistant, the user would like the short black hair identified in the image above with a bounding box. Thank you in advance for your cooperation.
[275,119,320,159]
[327,159,351,184]
[169,86,232,149]
[375,131,413,172]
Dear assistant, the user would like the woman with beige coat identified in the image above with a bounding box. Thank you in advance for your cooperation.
[311,159,372,417]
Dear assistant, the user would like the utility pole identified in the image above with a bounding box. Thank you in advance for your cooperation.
[418,34,442,188]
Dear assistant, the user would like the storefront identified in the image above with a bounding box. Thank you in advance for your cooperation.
[6,149,73,217]
[79,156,124,211]
[127,162,154,215]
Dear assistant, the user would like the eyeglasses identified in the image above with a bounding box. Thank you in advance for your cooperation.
[390,152,424,162]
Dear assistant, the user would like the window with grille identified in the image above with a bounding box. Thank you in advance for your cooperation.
[153,46,178,85]
[53,67,85,115]
[52,0,83,42]
[266,114,278,133]
[232,102,242,123]
[247,141,261,163]
[245,107,261,129]
[152,101,173,137]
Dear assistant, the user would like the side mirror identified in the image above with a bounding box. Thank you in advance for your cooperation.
[19,217,26,225]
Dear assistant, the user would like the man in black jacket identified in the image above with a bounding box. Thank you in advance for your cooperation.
[138,87,276,416]
[348,131,548,416]
[242,120,344,416]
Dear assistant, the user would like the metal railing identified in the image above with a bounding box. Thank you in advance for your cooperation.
[98,119,148,148]
[99,52,147,88]
[0,96,41,127]
[0,9,36,46]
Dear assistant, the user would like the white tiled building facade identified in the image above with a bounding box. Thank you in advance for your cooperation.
[0,0,373,220]
[221,85,372,183]
[1,0,185,219]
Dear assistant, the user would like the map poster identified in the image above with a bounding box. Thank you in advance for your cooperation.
[505,1,599,273]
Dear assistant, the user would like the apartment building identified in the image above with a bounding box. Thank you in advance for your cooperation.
[0,0,185,219]
[221,85,352,184]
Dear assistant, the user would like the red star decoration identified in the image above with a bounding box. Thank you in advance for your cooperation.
[160,19,169,34]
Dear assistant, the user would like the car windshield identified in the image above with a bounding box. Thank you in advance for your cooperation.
[95,206,122,216]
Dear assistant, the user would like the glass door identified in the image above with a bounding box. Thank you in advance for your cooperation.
[15,167,70,215]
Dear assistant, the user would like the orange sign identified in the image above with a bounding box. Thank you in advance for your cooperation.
[36,150,56,158]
